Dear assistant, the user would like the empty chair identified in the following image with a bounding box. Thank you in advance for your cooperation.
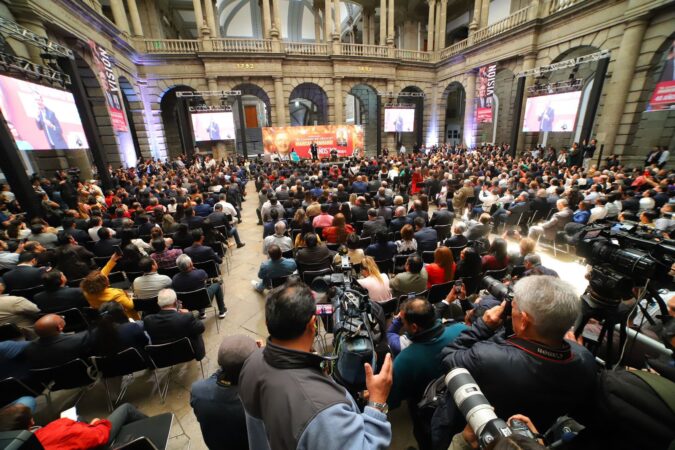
[427,281,454,304]
[91,347,149,411]
[145,337,204,403]
[176,289,219,333]
[111,412,176,450]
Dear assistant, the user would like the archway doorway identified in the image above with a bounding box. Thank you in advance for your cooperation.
[118,76,142,162]
[347,84,379,154]
[232,83,271,154]
[160,85,199,159]
[399,86,424,149]
[443,82,465,146]
[289,83,328,125]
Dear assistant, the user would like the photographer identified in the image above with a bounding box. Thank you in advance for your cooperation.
[438,276,596,442]
[449,414,545,450]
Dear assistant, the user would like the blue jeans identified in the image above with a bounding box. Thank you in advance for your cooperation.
[207,282,226,313]
[228,227,242,245]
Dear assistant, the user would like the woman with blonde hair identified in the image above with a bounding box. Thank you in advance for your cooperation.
[80,253,140,320]
[423,246,455,288]
[322,213,354,244]
[357,256,391,302]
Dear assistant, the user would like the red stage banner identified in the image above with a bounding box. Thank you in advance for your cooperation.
[262,125,364,158]
[476,63,496,123]
[88,40,127,132]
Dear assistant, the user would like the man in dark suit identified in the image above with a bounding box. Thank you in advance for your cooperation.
[390,206,412,233]
[194,197,213,218]
[33,269,88,313]
[23,314,93,369]
[35,94,68,149]
[361,209,387,238]
[62,217,91,245]
[206,203,229,228]
[184,229,222,264]
[182,207,205,230]
[350,197,369,223]
[492,192,529,228]
[2,252,44,294]
[444,223,469,249]
[143,288,206,360]
[413,217,438,254]
[93,227,122,258]
[376,198,393,221]
[295,234,333,270]
[429,202,455,227]
[407,200,429,225]
[173,254,227,318]
[464,213,492,241]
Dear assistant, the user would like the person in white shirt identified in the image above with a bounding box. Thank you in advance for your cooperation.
[88,216,117,242]
[639,190,656,212]
[262,222,293,255]
[475,185,499,216]
[357,257,391,302]
[216,194,239,223]
[588,198,608,223]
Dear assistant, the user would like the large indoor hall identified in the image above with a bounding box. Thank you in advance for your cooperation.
[0,0,674,450]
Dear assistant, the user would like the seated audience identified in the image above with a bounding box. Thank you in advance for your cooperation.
[93,227,122,257]
[295,233,333,270]
[395,224,418,254]
[521,253,559,278]
[390,255,428,297]
[173,254,227,319]
[362,208,387,238]
[23,314,93,369]
[253,244,297,293]
[33,269,88,313]
[365,231,397,261]
[2,252,44,293]
[143,288,206,360]
[184,229,222,264]
[263,221,293,255]
[190,335,258,450]
[413,217,438,254]
[80,253,140,320]
[133,257,172,300]
[322,213,354,244]
[150,238,182,269]
[91,302,148,356]
[0,281,39,337]
[482,238,509,271]
[455,247,483,294]
[444,223,468,248]
[423,246,456,288]
[357,256,392,302]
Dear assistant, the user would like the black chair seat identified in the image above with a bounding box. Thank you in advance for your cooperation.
[112,413,174,450]
[157,266,180,279]
[133,297,160,315]
[175,289,212,312]
[92,347,149,379]
[427,281,454,304]
[29,358,97,391]
[145,337,198,369]
[281,249,294,259]
[0,377,40,408]
[108,271,131,290]
[94,256,111,268]
[125,271,144,284]
[268,275,290,289]
[375,259,393,275]
[483,268,508,281]
[9,286,44,301]
[193,260,221,280]
[421,251,435,264]
[302,268,332,285]
[379,298,399,316]
[0,323,23,341]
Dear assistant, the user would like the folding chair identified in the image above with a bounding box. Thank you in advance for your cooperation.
[91,348,149,411]
[421,251,435,264]
[94,256,111,268]
[375,259,393,276]
[447,245,466,262]
[176,289,220,333]
[145,338,204,403]
[427,281,454,304]
[357,236,372,249]
[268,275,290,289]
[0,377,41,408]
[29,359,99,407]
[379,298,399,317]
[51,308,94,333]
[125,271,144,284]
[434,224,452,242]
[393,254,410,274]
[9,285,44,301]
[193,260,221,283]
[302,268,332,285]
[281,249,294,259]
[157,266,180,279]
[112,412,188,450]
[0,323,23,341]
[108,271,131,290]
[133,297,160,316]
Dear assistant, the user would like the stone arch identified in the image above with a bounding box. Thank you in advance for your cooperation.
[160,84,199,159]
[289,82,328,125]
[625,33,675,161]
[231,82,272,127]
[398,85,424,148]
[118,76,146,161]
[442,81,466,145]
[347,83,379,152]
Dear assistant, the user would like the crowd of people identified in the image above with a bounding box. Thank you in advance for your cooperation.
[0,142,674,450]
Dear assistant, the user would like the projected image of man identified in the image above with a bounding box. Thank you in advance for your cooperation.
[35,94,67,149]
[394,114,404,133]
[538,101,555,132]
[207,119,220,140]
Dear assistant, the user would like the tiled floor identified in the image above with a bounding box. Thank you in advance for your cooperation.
[33,181,590,450]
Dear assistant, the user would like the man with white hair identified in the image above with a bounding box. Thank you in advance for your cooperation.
[528,198,573,241]
[142,288,206,360]
[262,221,292,255]
[172,254,227,319]
[439,276,595,443]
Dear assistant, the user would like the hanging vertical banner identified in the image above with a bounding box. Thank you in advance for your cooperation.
[476,63,497,123]
[88,40,127,131]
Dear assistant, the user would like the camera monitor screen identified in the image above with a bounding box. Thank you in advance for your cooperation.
[384,107,415,132]
[191,111,236,142]
[0,74,89,151]
[522,91,582,133]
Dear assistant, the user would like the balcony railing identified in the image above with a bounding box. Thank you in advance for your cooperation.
[395,48,432,62]
[284,42,329,56]
[212,38,273,53]
[472,5,532,45]
[549,0,585,14]
[342,44,389,58]
[439,39,469,60]
[142,39,200,54]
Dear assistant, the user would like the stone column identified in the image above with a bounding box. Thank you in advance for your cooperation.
[387,0,394,46]
[314,6,322,42]
[434,1,442,51]
[333,0,341,38]
[261,0,271,39]
[369,14,376,45]
[426,0,436,51]
[469,0,481,33]
[517,53,537,153]
[362,12,369,44]
[192,0,205,37]
[379,0,386,45]
[334,77,343,125]
[110,0,130,34]
[271,0,282,37]
[479,0,489,28]
[463,70,476,148]
[597,18,648,155]
[273,76,286,126]
[438,0,447,49]
[204,0,218,37]
[126,0,144,36]
[324,0,333,43]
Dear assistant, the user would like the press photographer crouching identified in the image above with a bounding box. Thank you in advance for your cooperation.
[435,276,596,449]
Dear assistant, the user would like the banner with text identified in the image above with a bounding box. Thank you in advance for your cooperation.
[476,63,497,123]
[262,125,364,158]
[647,39,675,112]
[88,40,127,131]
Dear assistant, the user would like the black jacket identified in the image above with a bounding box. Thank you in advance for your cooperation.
[143,309,206,360]
[2,265,45,293]
[93,238,123,258]
[184,243,222,264]
[429,209,455,227]
[33,287,88,313]
[24,331,93,369]
[414,227,438,253]
[440,319,596,432]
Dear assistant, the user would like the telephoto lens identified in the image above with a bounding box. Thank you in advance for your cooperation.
[445,368,512,448]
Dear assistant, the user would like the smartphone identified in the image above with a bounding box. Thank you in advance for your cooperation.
[315,304,333,315]
[454,280,463,294]
[113,245,123,256]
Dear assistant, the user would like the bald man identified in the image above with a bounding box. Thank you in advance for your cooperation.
[23,314,93,369]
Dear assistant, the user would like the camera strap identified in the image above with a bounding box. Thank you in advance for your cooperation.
[507,337,572,362]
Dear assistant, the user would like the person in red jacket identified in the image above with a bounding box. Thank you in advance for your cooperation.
[0,402,148,450]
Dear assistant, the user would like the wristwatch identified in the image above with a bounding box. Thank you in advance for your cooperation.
[367,401,389,414]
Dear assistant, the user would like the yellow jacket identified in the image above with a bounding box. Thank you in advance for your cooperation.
[83,259,140,320]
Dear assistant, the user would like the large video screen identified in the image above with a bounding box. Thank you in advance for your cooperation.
[522,91,582,133]
[262,125,364,159]
[191,112,236,142]
[0,74,89,150]
[384,107,415,132]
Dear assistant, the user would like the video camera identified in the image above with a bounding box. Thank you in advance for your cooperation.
[446,368,584,449]
[480,275,514,335]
